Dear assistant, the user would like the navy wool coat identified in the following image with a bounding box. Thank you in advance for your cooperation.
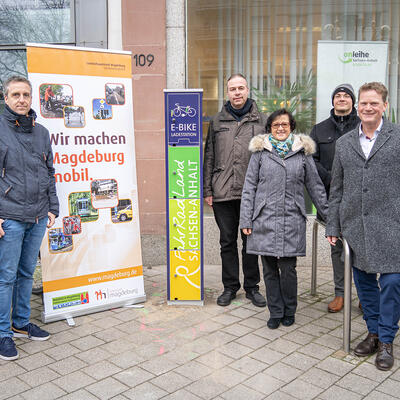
[240,134,328,257]
[326,119,400,273]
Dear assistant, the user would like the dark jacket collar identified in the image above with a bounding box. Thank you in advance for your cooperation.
[329,107,359,127]
[2,105,37,133]
[219,99,260,122]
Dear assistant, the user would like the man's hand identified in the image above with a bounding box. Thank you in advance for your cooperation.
[47,212,56,228]
[204,196,213,207]
[0,219,4,238]
[327,236,338,246]
[242,228,252,235]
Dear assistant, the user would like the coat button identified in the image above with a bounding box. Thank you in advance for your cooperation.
[363,188,368,193]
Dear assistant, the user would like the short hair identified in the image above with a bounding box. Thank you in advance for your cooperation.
[226,73,248,87]
[358,82,388,103]
[266,108,296,133]
[4,75,32,96]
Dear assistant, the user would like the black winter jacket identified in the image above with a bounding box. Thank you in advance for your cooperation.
[203,100,267,202]
[0,106,59,222]
[310,107,360,194]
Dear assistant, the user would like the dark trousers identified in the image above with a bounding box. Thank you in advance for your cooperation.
[261,256,297,318]
[331,240,344,297]
[212,200,260,292]
[353,266,400,343]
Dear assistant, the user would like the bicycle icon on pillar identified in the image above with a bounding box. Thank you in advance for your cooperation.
[171,103,197,118]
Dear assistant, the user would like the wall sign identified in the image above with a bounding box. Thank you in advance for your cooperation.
[164,89,203,305]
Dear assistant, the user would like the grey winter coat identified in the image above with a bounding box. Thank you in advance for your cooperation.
[326,119,400,274]
[203,100,267,202]
[240,134,328,257]
[0,106,59,223]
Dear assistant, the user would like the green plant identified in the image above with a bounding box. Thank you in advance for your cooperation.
[252,70,316,133]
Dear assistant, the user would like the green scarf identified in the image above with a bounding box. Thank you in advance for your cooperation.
[269,133,294,158]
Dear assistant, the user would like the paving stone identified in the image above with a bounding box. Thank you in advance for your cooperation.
[317,385,363,400]
[243,373,283,396]
[196,350,235,369]
[75,347,110,364]
[151,370,191,392]
[16,352,55,371]
[162,388,202,399]
[250,347,285,365]
[48,356,88,375]
[108,350,146,369]
[99,338,136,355]
[53,370,96,392]
[0,362,26,382]
[299,367,340,389]
[175,361,212,380]
[281,351,319,371]
[20,382,66,400]
[234,333,270,350]
[282,330,315,345]
[186,376,228,400]
[336,372,379,395]
[298,322,330,337]
[57,391,103,400]
[314,334,344,350]
[43,343,80,361]
[220,383,264,400]
[375,378,400,397]
[230,355,268,376]
[86,376,129,399]
[70,335,105,350]
[19,366,60,387]
[317,357,356,376]
[82,360,122,380]
[297,342,335,360]
[263,362,303,383]
[140,355,179,375]
[17,339,54,355]
[0,377,30,400]
[352,361,393,382]
[217,341,253,359]
[114,366,155,387]
[363,391,400,400]
[91,316,122,329]
[281,379,324,399]
[123,381,169,399]
[208,367,248,386]
[265,391,298,399]
[228,307,260,319]
[239,317,267,329]
[221,323,253,337]
[48,330,80,345]
[267,338,302,355]
[211,314,242,326]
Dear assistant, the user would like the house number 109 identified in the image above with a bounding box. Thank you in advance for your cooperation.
[133,54,154,67]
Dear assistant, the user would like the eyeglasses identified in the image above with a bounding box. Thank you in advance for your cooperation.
[271,122,290,129]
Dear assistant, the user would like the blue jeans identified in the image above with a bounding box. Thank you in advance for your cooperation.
[353,266,400,343]
[0,218,47,338]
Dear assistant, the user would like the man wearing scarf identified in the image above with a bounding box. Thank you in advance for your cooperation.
[203,73,267,307]
[0,76,59,361]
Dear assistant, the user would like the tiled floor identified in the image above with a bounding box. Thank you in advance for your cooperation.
[1,264,399,400]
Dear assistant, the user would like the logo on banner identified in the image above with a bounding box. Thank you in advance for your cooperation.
[339,50,378,66]
[95,290,107,300]
[52,292,89,309]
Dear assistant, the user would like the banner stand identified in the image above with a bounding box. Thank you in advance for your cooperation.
[164,89,204,305]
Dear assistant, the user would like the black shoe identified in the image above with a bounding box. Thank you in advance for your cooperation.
[375,342,394,371]
[217,289,236,306]
[281,315,295,327]
[245,290,267,307]
[354,333,379,357]
[267,317,281,329]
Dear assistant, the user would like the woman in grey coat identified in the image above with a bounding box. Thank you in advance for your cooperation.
[240,109,328,329]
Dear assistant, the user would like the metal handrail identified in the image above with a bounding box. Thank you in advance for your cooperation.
[311,218,352,353]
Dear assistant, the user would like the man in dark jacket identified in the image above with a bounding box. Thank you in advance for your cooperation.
[0,76,59,361]
[203,73,267,307]
[327,82,400,371]
[310,83,360,313]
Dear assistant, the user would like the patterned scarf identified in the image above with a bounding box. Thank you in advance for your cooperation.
[269,133,294,158]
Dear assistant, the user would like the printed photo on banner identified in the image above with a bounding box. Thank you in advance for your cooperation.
[64,106,85,128]
[111,199,133,223]
[63,215,82,235]
[68,191,99,222]
[105,83,125,105]
[48,228,73,254]
[91,178,118,209]
[40,83,73,118]
[92,98,112,119]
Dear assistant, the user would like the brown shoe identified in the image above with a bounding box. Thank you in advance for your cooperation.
[354,333,379,356]
[375,342,394,371]
[328,296,344,313]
